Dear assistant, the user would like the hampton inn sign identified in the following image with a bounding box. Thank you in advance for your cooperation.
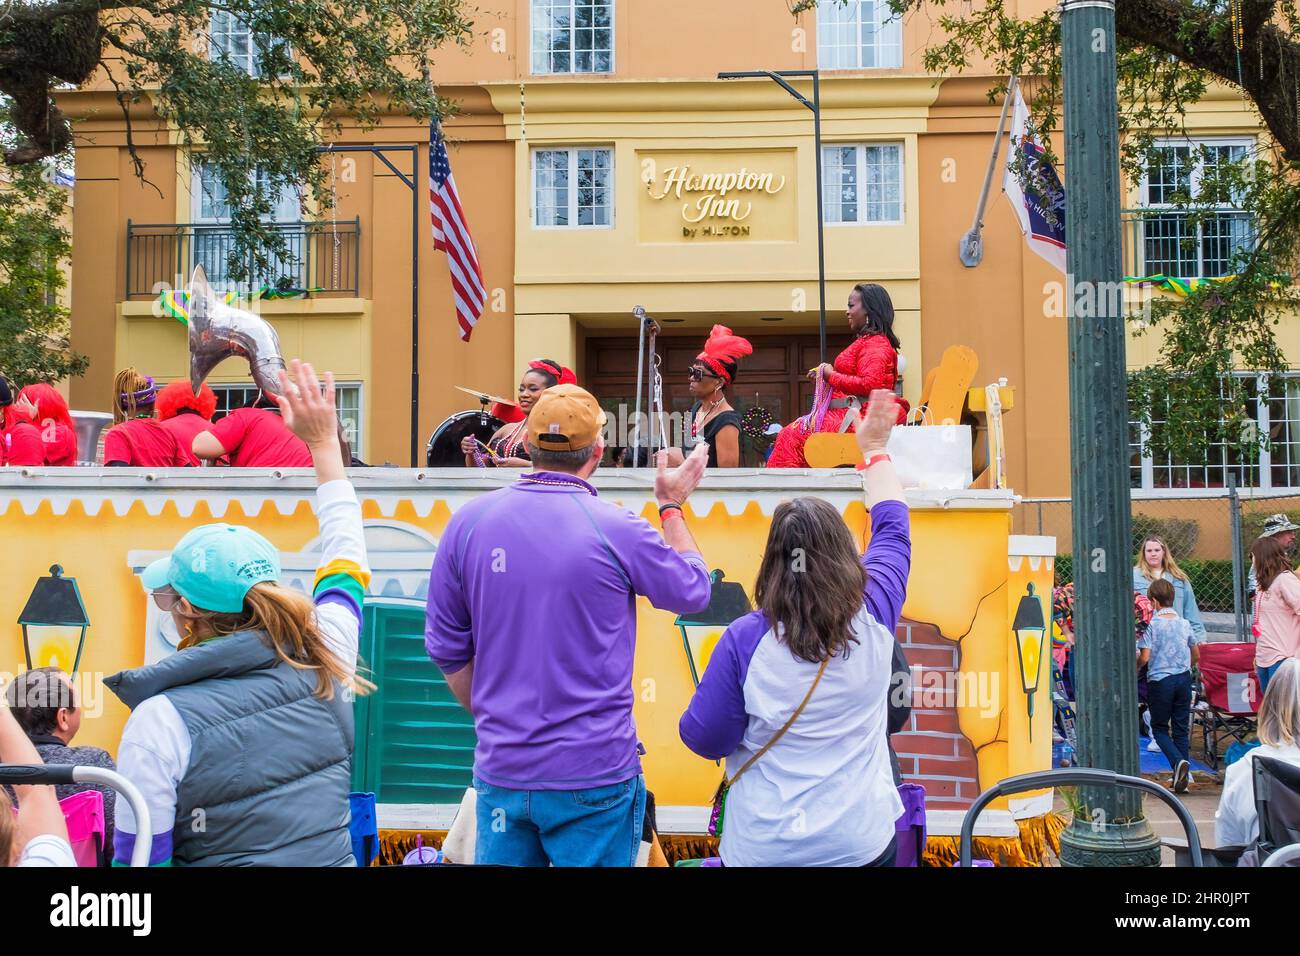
[640,150,796,241]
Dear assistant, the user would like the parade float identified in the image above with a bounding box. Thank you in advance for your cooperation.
[1,270,1059,865]
[0,463,1059,865]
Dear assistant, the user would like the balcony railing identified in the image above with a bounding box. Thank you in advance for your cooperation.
[1121,207,1254,281]
[126,219,361,299]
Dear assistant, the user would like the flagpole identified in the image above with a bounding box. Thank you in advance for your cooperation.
[959,75,1019,268]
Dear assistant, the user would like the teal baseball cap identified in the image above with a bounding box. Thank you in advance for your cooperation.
[141,523,281,613]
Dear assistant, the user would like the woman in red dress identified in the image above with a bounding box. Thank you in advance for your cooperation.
[767,283,908,468]
[15,383,78,465]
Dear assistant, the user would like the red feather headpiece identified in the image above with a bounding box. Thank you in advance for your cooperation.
[156,380,217,421]
[695,325,753,384]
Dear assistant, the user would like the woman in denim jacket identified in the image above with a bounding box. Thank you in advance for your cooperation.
[1132,536,1206,641]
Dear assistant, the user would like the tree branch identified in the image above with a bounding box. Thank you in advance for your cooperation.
[1115,0,1300,160]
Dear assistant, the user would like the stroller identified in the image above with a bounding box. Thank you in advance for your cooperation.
[958,767,1205,866]
[0,763,152,867]
[1193,642,1261,772]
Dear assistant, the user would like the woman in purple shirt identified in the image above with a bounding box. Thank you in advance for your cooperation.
[680,389,911,866]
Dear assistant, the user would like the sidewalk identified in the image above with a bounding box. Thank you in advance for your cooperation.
[1050,778,1223,866]
[1201,611,1242,640]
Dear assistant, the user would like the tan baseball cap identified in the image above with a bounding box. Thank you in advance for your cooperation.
[527,383,607,452]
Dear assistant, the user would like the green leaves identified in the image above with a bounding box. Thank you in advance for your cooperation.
[828,1,1300,471]
[0,162,86,385]
[4,0,475,279]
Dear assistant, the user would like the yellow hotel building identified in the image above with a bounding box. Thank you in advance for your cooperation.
[57,0,1288,496]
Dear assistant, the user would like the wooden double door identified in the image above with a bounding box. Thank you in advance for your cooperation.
[584,332,853,467]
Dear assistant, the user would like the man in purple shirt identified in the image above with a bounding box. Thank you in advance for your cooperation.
[425,384,712,866]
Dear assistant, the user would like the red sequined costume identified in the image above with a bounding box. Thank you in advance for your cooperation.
[767,333,908,468]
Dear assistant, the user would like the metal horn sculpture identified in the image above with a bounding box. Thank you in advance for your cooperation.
[187,265,287,398]
[184,265,352,465]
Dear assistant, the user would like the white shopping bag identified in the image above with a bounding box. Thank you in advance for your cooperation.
[441,786,477,864]
[886,424,972,490]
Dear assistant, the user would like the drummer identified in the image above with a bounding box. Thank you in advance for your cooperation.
[460,359,575,467]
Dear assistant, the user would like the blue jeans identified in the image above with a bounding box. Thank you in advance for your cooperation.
[1147,671,1192,770]
[473,775,646,867]
[1258,661,1284,695]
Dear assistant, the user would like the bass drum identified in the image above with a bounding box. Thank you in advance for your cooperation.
[426,410,504,467]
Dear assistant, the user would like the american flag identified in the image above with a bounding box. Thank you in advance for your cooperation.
[429,120,487,340]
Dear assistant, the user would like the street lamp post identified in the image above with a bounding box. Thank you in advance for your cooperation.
[718,70,828,365]
[1057,0,1161,866]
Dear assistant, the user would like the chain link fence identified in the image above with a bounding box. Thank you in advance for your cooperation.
[1013,488,1300,641]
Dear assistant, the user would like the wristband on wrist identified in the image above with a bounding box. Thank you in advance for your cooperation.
[856,452,891,472]
[659,504,684,523]
[658,501,682,515]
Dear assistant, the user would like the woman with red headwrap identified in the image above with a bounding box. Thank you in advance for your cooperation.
[683,325,752,468]
[767,283,908,469]
[156,380,219,466]
[14,384,77,465]
[459,358,576,467]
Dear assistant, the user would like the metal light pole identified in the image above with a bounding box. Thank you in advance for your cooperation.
[316,144,420,466]
[718,70,827,365]
[1057,0,1161,866]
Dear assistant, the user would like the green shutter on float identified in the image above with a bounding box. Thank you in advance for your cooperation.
[352,601,477,803]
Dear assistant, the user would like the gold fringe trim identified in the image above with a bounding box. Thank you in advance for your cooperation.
[378,830,692,867]
[660,834,721,865]
[376,815,1067,868]
[923,812,1069,868]
[377,830,446,866]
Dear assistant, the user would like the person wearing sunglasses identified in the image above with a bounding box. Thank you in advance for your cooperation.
[104,361,373,866]
[661,326,752,470]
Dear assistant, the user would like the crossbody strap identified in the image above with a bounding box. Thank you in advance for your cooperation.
[726,655,831,789]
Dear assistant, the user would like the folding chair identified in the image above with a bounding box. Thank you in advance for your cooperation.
[958,768,1203,867]
[59,789,106,867]
[1250,755,1300,866]
[1194,643,1261,772]
[0,764,151,867]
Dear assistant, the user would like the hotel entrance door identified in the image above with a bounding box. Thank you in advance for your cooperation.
[585,331,853,467]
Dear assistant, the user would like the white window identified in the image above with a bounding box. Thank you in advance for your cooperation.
[1128,372,1300,491]
[208,10,288,78]
[192,159,300,224]
[817,0,902,70]
[213,382,364,453]
[531,0,614,74]
[531,148,613,228]
[823,143,904,224]
[1132,139,1254,280]
[191,158,303,289]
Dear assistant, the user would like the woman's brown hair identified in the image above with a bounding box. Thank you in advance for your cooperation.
[112,367,153,424]
[175,582,373,700]
[0,788,12,866]
[754,496,865,664]
[1146,578,1175,608]
[1252,534,1294,594]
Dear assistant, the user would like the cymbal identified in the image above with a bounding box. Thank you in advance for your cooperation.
[455,385,519,407]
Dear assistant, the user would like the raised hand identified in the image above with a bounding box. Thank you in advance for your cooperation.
[655,441,709,507]
[855,388,899,457]
[275,360,338,451]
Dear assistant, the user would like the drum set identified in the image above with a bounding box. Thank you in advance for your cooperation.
[424,385,520,467]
